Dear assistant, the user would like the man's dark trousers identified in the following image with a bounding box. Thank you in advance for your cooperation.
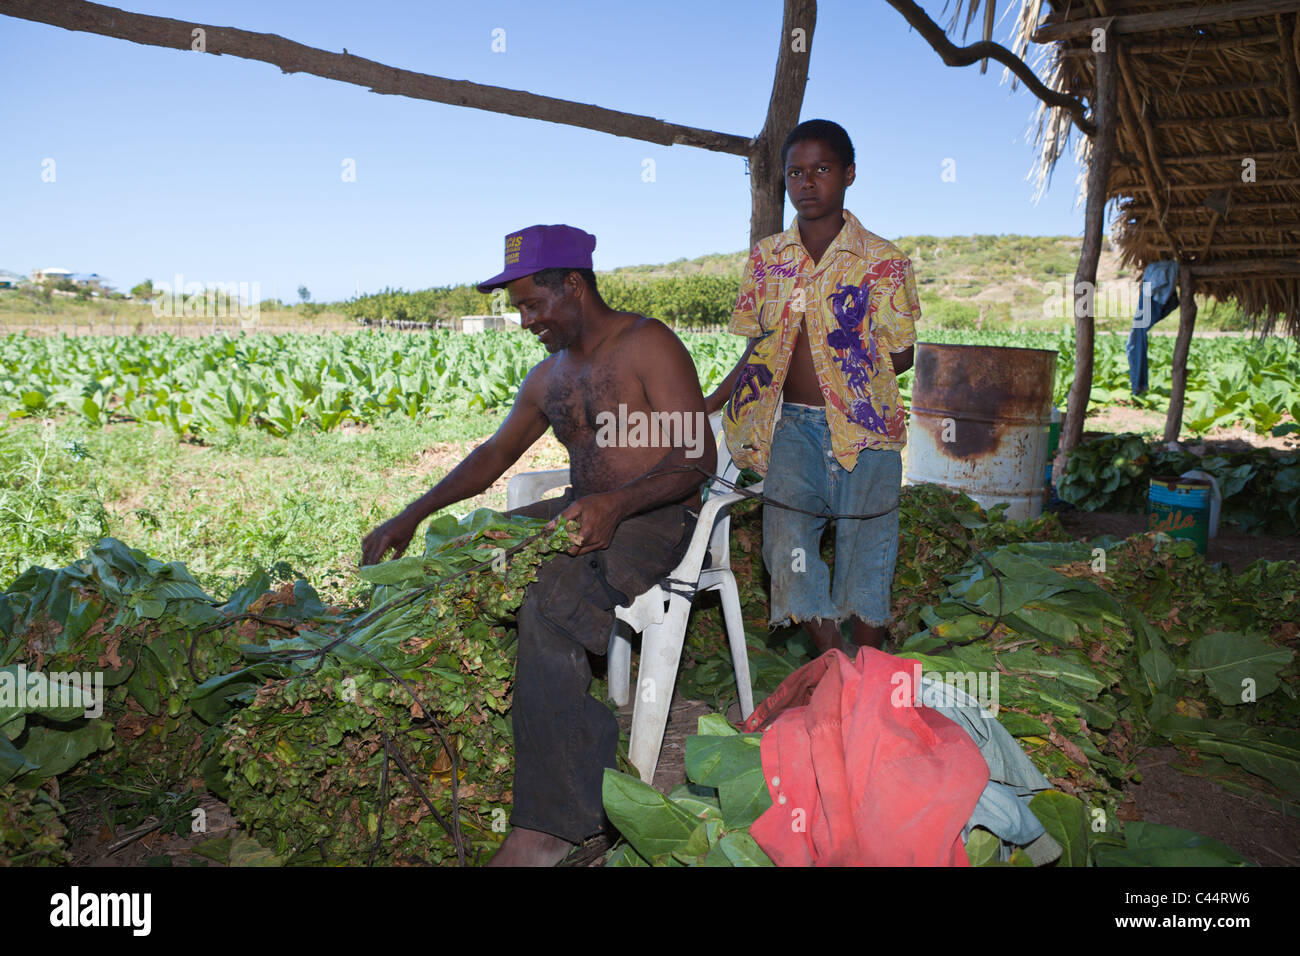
[506,490,696,843]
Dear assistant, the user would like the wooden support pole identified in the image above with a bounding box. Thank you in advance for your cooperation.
[1164,265,1198,443]
[748,0,816,247]
[1062,34,1118,459]
[0,0,752,156]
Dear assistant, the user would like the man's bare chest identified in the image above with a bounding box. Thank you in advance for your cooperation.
[541,358,642,444]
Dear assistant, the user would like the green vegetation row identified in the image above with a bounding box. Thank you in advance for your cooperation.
[1,330,747,439]
[5,328,1298,442]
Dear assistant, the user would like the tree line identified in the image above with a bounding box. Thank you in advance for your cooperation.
[339,274,744,329]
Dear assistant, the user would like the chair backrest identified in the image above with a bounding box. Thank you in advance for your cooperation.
[705,412,744,571]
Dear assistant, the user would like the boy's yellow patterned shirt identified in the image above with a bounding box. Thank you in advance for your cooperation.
[722,209,920,474]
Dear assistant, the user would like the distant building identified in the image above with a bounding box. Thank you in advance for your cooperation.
[458,313,521,333]
[31,267,73,284]
[0,270,24,289]
[69,273,111,291]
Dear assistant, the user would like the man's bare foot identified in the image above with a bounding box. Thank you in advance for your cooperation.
[486,827,575,867]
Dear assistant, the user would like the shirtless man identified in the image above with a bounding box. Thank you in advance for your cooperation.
[361,224,715,866]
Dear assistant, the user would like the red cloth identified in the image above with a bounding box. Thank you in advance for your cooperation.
[741,648,989,866]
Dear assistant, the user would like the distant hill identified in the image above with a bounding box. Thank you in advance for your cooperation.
[603,234,1134,328]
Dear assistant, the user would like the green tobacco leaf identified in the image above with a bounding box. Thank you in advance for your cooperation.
[17,720,114,779]
[1138,648,1176,697]
[965,828,1000,866]
[666,786,722,823]
[997,650,1105,696]
[671,822,712,864]
[602,769,698,862]
[685,733,763,788]
[0,731,39,785]
[716,831,774,867]
[1029,790,1088,867]
[0,666,95,724]
[1155,716,1300,797]
[696,713,738,737]
[191,837,233,864]
[228,833,285,867]
[606,843,651,867]
[1183,631,1293,705]
[685,733,771,829]
[996,712,1051,737]
[1093,822,1250,867]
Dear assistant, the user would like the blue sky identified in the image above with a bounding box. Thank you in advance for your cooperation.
[0,1,1093,302]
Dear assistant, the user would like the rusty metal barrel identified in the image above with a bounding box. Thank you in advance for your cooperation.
[905,342,1058,521]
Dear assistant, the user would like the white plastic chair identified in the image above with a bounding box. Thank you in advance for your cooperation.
[505,412,759,783]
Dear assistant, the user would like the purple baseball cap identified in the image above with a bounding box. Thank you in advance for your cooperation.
[476,224,598,293]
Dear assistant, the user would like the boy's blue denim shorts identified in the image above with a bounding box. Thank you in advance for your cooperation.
[760,403,902,628]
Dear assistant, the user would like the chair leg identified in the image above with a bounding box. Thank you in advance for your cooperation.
[628,600,690,784]
[608,622,632,708]
[717,572,755,720]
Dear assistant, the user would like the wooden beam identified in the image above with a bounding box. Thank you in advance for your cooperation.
[1064,30,1278,54]
[1120,199,1283,213]
[1189,258,1300,275]
[1190,242,1300,252]
[1281,13,1300,154]
[1035,1,1300,43]
[1164,264,1198,442]
[1154,111,1288,126]
[1062,37,1118,459]
[748,0,816,247]
[1111,175,1300,190]
[1164,148,1296,164]
[883,0,1095,136]
[1197,208,1224,261]
[1179,78,1282,95]
[1125,220,1300,234]
[0,0,753,155]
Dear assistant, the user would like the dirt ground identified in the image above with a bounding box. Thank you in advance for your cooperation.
[63,419,1300,868]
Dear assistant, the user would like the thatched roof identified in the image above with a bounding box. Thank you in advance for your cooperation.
[947,0,1300,336]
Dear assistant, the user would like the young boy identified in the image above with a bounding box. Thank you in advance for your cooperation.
[705,119,919,654]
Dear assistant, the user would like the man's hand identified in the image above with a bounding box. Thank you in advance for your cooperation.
[361,513,419,566]
[552,491,628,556]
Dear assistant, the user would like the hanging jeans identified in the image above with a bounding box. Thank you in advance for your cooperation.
[1126,260,1180,395]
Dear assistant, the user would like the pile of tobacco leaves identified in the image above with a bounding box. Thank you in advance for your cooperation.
[1,511,570,866]
[671,482,1299,866]
[5,478,1298,868]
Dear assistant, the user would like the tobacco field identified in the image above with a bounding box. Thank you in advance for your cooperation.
[3,328,1298,440]
[2,325,1298,867]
